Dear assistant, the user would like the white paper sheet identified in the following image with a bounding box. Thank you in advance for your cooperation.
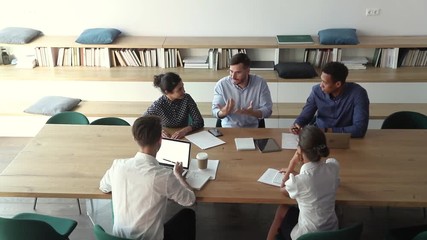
[185,130,225,150]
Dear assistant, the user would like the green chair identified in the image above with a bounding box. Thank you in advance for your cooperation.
[36,111,90,214]
[12,213,77,239]
[296,223,363,240]
[387,225,427,240]
[94,224,134,240]
[381,111,427,217]
[46,111,90,125]
[90,117,130,126]
[381,111,427,129]
[0,213,77,240]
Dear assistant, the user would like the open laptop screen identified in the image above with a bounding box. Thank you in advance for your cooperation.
[156,138,191,169]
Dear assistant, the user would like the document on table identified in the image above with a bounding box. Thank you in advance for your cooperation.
[185,131,225,150]
[282,133,298,149]
[258,168,282,187]
[188,159,219,180]
[186,159,220,190]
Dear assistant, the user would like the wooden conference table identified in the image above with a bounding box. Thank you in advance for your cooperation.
[0,124,426,207]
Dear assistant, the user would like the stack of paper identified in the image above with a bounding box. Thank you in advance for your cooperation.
[185,131,225,150]
[186,159,220,190]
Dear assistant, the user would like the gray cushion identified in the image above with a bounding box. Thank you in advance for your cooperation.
[274,62,318,79]
[0,27,42,44]
[75,28,121,44]
[318,28,359,45]
[24,96,81,116]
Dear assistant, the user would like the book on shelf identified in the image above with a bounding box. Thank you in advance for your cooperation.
[184,63,209,69]
[250,60,275,70]
[183,55,209,64]
[276,35,314,44]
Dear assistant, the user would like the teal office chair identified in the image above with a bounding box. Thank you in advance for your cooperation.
[46,111,90,125]
[1,213,77,240]
[36,111,90,214]
[90,117,130,126]
[94,224,135,240]
[381,111,427,129]
[380,111,427,217]
[295,223,364,240]
[387,225,427,240]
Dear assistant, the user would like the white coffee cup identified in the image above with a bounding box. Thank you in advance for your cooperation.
[196,152,208,170]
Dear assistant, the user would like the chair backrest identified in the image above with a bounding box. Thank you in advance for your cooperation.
[90,117,130,126]
[46,111,90,125]
[413,231,427,240]
[216,118,266,128]
[297,223,363,240]
[0,216,65,240]
[381,111,427,129]
[12,212,77,237]
[93,224,134,240]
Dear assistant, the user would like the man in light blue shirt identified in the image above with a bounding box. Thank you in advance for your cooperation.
[291,62,370,138]
[212,53,273,128]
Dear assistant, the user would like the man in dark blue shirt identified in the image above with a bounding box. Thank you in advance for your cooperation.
[291,62,369,138]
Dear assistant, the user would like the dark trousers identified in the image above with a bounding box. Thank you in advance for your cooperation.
[164,208,196,240]
[279,206,299,240]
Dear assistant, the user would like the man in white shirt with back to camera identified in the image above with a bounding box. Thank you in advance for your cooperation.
[100,115,196,240]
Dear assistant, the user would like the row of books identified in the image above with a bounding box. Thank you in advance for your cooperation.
[181,48,247,70]
[303,48,369,69]
[112,49,157,67]
[399,48,427,67]
[372,48,399,69]
[35,47,111,67]
[303,48,341,68]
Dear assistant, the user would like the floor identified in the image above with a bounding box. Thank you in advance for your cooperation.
[1,137,426,240]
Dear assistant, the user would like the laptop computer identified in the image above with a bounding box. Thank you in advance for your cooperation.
[156,138,191,170]
[325,133,351,149]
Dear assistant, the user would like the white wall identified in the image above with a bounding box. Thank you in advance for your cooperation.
[1,0,426,36]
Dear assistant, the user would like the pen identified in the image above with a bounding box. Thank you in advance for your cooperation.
[163,158,175,164]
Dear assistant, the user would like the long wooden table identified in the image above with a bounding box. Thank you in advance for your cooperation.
[0,125,426,207]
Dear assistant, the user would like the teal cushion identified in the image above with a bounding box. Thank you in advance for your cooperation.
[318,28,359,45]
[24,96,81,116]
[0,27,42,44]
[75,28,121,44]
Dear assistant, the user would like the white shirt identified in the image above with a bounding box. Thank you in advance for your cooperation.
[285,158,340,240]
[99,152,196,240]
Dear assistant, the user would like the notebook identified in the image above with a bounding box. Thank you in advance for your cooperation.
[156,138,191,169]
[234,138,256,151]
[325,133,351,149]
[254,138,281,153]
[258,168,282,187]
[186,171,211,190]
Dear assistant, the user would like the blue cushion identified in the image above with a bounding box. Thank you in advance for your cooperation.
[24,96,82,116]
[75,28,121,44]
[0,27,42,44]
[318,28,359,45]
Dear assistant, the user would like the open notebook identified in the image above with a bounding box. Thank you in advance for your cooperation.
[258,168,282,187]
